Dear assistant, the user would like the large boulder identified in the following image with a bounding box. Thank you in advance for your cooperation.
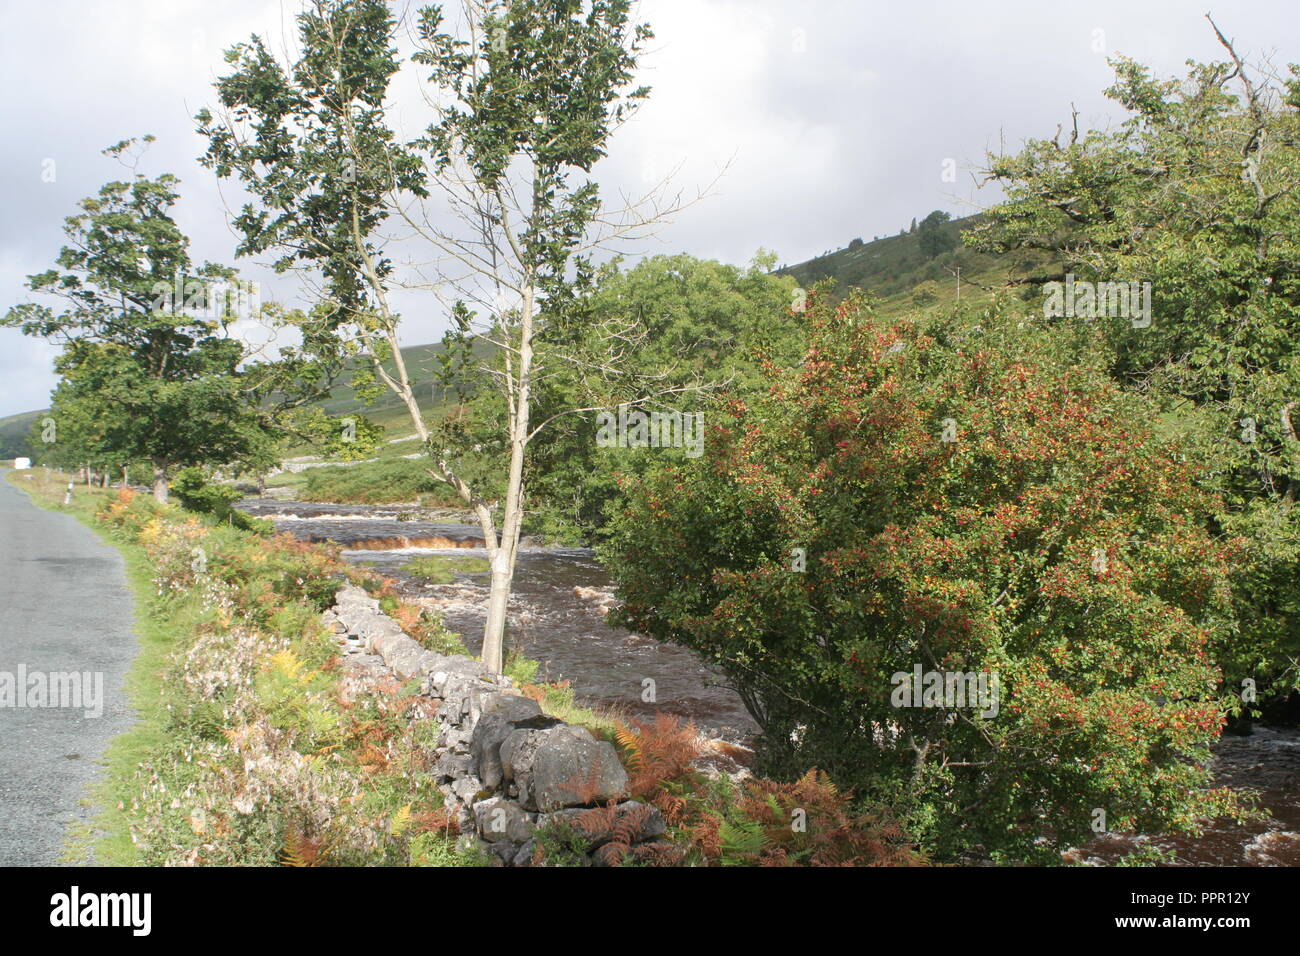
[508,724,630,812]
[470,694,559,788]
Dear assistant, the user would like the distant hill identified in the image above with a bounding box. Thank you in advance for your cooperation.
[0,409,41,460]
[270,336,505,455]
[307,338,484,430]
[776,212,1055,313]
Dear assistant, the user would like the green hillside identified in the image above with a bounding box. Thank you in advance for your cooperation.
[312,337,491,417]
[0,409,41,460]
[777,212,1056,314]
[1,339,469,467]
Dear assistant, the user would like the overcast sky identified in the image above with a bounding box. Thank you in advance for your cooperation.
[1,0,1293,418]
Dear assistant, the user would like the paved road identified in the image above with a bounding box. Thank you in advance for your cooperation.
[0,472,137,865]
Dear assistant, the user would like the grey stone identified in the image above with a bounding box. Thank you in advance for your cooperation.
[438,724,473,753]
[470,694,558,789]
[416,650,451,676]
[526,725,629,812]
[451,774,489,806]
[371,632,402,658]
[481,692,544,722]
[388,642,426,680]
[428,667,487,702]
[500,728,545,783]
[433,752,474,781]
[511,840,537,867]
[474,796,535,843]
[488,842,517,865]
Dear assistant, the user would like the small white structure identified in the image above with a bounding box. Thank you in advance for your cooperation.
[12,457,31,470]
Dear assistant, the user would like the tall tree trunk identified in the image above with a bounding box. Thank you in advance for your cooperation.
[480,283,535,674]
[151,459,169,504]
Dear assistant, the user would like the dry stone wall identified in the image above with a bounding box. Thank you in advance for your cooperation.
[322,585,667,865]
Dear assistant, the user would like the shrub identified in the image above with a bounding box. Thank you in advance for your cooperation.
[911,279,940,305]
[598,715,921,867]
[171,466,269,532]
[604,291,1247,861]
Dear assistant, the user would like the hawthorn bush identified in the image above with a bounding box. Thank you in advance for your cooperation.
[604,292,1247,861]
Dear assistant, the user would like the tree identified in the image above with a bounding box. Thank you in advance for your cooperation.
[2,139,303,502]
[603,290,1244,861]
[967,21,1300,696]
[199,0,694,672]
[916,210,955,259]
[512,251,802,541]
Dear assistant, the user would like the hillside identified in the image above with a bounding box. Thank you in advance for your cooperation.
[0,409,41,460]
[776,212,1055,314]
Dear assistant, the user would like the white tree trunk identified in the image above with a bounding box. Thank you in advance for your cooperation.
[479,284,535,674]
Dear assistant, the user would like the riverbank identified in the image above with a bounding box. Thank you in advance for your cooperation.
[236,491,1300,866]
[238,496,761,738]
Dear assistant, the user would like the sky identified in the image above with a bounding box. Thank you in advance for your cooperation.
[0,0,1294,418]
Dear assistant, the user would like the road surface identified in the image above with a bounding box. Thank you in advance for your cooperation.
[0,471,137,865]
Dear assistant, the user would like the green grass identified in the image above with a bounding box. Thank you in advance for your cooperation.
[300,456,461,505]
[70,541,196,865]
[402,554,490,583]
